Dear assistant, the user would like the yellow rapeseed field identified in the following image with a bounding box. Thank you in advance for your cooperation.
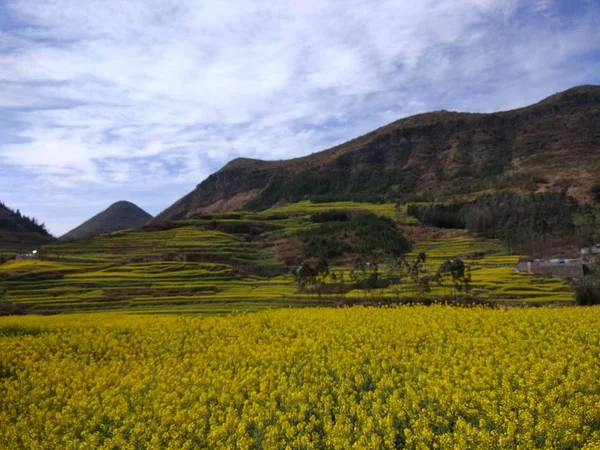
[1,306,600,449]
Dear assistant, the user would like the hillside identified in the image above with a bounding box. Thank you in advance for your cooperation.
[0,202,54,256]
[61,201,152,241]
[154,85,600,223]
[0,201,575,315]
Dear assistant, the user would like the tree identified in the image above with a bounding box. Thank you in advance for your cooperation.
[387,256,409,301]
[575,279,600,306]
[592,184,600,204]
[296,262,317,290]
[404,253,429,301]
[315,258,329,277]
[313,258,330,299]
[437,258,472,300]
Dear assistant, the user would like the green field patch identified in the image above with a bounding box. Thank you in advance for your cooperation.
[260,200,419,224]
[0,324,45,337]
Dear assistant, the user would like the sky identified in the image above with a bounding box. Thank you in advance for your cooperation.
[1,0,600,236]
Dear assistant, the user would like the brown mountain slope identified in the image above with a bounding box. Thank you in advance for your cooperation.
[0,202,54,255]
[61,201,153,241]
[154,85,600,223]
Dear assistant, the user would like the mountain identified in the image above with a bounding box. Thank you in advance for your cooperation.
[154,85,600,223]
[0,201,54,255]
[61,201,153,241]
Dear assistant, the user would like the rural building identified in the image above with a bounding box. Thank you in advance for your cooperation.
[580,244,600,257]
[16,250,39,261]
[516,259,584,278]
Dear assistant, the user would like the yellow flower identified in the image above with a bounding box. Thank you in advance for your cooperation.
[1,306,600,448]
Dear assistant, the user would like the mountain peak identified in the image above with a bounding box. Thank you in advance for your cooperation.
[220,157,268,172]
[61,201,153,241]
[110,200,138,207]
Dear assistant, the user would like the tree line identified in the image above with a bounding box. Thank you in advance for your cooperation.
[407,191,584,254]
[295,253,476,304]
[0,201,51,236]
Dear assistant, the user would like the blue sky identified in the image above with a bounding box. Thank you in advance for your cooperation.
[1,0,599,235]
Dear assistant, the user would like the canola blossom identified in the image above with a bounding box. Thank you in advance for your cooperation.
[1,306,600,449]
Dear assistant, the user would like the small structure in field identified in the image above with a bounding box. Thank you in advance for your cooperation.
[16,250,39,261]
[580,244,600,258]
[516,259,584,278]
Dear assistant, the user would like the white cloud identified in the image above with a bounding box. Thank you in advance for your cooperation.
[0,0,599,234]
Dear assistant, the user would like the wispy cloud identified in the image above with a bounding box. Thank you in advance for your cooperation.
[1,0,599,234]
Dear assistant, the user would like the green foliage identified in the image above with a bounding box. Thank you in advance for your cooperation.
[0,302,29,317]
[437,258,472,298]
[300,236,351,260]
[479,153,509,177]
[315,258,329,276]
[261,200,418,224]
[408,191,580,252]
[310,211,350,223]
[296,262,318,289]
[299,212,411,259]
[0,324,42,336]
[0,201,51,237]
[592,184,600,204]
[246,171,405,210]
[575,279,600,306]
[407,203,466,229]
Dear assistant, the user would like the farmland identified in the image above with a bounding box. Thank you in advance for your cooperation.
[1,306,600,449]
[0,201,575,314]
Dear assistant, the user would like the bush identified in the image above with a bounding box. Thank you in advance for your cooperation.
[0,302,29,316]
[310,211,350,223]
[299,212,410,259]
[407,203,467,229]
[592,184,600,204]
[575,279,600,306]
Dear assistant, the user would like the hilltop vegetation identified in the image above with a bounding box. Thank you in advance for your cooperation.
[0,201,53,258]
[299,212,411,259]
[0,202,49,236]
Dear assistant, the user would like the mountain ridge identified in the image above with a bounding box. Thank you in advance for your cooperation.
[154,85,600,223]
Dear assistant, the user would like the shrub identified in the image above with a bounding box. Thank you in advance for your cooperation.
[310,211,350,223]
[0,302,29,316]
[299,212,410,259]
[575,279,600,306]
[592,184,600,204]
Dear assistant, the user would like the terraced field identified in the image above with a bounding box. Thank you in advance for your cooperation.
[261,200,419,223]
[410,237,572,302]
[0,202,575,314]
